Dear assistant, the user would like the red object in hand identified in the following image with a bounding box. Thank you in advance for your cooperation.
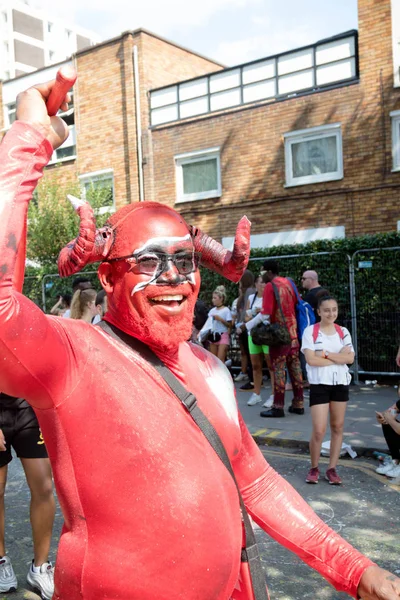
[46,65,77,116]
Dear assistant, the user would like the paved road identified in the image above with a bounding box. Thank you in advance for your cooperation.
[237,379,399,455]
[255,447,400,599]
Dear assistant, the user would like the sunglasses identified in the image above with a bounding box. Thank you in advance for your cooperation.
[108,251,201,277]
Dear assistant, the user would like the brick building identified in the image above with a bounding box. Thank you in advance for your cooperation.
[1,0,400,248]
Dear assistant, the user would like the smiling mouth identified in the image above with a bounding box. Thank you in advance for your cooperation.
[149,294,185,307]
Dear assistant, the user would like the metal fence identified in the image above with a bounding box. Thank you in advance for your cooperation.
[24,246,400,381]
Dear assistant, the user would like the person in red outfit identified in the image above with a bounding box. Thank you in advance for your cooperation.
[0,76,398,600]
[259,260,304,418]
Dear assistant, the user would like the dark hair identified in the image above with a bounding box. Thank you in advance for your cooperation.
[62,293,72,307]
[96,289,107,306]
[316,289,337,309]
[72,277,92,292]
[240,269,255,290]
[262,260,279,275]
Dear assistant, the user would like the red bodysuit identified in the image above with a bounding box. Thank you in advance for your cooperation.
[0,123,373,599]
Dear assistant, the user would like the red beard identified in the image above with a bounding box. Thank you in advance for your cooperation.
[105,280,199,354]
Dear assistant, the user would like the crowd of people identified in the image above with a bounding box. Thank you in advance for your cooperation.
[0,69,399,600]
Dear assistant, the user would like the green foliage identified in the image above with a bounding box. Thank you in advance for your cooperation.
[27,179,111,267]
[25,179,114,311]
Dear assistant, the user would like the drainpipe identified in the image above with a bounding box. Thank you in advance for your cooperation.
[133,45,145,202]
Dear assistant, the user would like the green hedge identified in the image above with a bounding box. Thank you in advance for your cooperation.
[199,232,400,375]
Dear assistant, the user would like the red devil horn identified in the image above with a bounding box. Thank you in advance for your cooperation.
[57,196,114,277]
[190,216,251,282]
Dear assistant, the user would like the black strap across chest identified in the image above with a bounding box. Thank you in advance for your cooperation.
[97,319,267,600]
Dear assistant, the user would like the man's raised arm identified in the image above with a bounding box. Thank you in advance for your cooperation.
[0,79,71,404]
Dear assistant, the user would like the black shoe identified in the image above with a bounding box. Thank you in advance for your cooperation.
[288,405,304,415]
[240,381,255,391]
[260,408,285,418]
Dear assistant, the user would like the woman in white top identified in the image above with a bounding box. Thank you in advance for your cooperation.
[301,293,354,486]
[199,285,232,364]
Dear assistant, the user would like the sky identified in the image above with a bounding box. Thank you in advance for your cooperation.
[31,0,358,67]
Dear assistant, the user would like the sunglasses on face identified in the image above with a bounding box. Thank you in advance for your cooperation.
[108,251,201,277]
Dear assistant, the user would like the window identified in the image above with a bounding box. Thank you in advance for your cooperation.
[5,103,16,127]
[49,124,76,163]
[175,148,221,203]
[284,124,343,187]
[49,50,55,61]
[391,110,400,170]
[79,170,115,214]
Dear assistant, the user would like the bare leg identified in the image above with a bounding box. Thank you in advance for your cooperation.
[250,354,263,395]
[309,404,329,468]
[0,466,8,557]
[328,402,347,470]
[209,343,218,357]
[20,458,55,566]
[216,344,229,363]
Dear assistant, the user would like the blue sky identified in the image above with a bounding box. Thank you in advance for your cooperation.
[34,0,358,66]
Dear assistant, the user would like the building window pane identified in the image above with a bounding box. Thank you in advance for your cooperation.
[175,148,221,203]
[182,158,218,195]
[390,111,400,170]
[292,136,338,177]
[284,124,343,187]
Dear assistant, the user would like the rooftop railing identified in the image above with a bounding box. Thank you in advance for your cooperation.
[150,30,358,127]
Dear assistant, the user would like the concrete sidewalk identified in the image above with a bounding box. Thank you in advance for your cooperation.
[238,379,399,456]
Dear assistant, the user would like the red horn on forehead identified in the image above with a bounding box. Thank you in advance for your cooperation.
[189,216,251,282]
[57,196,114,278]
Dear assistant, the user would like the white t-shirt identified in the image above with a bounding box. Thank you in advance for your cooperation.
[208,306,232,334]
[301,325,354,385]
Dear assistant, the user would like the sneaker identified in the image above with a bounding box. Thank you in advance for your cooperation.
[27,561,54,600]
[260,407,285,418]
[247,392,262,406]
[385,464,400,478]
[376,459,397,475]
[325,468,342,485]
[262,394,274,408]
[0,556,17,592]
[288,405,305,415]
[234,372,248,382]
[306,467,320,484]
[240,381,254,391]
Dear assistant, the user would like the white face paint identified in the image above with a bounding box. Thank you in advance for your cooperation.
[129,234,198,296]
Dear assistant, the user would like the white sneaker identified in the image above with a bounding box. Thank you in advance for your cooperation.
[386,464,400,478]
[0,556,18,592]
[27,561,54,600]
[247,393,262,406]
[262,394,274,408]
[376,459,396,475]
[234,372,248,382]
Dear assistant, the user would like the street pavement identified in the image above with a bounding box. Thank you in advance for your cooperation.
[0,378,399,599]
[254,446,400,599]
[237,379,399,456]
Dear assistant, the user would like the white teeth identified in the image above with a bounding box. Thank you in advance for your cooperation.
[152,295,184,302]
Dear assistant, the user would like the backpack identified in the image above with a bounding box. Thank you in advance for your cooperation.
[288,278,316,339]
[312,322,344,343]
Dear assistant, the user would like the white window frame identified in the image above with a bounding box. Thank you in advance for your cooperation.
[79,169,115,215]
[284,123,343,187]
[390,110,400,171]
[48,123,76,165]
[175,147,221,203]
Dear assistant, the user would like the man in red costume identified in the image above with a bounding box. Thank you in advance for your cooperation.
[0,77,398,600]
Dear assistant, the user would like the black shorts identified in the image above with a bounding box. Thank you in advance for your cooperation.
[0,406,48,467]
[309,384,349,407]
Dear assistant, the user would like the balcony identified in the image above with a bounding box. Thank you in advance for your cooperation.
[150,30,358,127]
